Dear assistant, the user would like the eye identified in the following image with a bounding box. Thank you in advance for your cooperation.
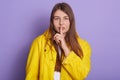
[54,17,60,21]
[64,17,69,20]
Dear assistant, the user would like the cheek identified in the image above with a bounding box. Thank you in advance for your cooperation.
[53,22,59,31]
[66,22,70,30]
[53,21,58,27]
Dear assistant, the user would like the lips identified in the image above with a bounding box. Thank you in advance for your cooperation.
[58,27,64,33]
[59,27,65,30]
[62,27,65,30]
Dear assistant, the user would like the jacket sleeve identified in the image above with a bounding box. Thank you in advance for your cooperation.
[25,39,40,80]
[62,39,92,80]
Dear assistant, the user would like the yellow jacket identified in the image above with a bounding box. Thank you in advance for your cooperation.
[25,30,91,80]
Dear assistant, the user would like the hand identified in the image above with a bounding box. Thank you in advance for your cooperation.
[54,27,70,57]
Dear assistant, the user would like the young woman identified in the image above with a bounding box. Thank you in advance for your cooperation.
[25,2,91,80]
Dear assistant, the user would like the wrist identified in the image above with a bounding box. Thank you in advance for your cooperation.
[64,47,70,57]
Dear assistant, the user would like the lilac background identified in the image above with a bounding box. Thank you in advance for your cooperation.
[0,0,120,80]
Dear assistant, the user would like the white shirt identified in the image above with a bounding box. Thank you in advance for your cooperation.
[54,71,60,80]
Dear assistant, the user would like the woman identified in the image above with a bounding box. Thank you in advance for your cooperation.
[25,2,91,80]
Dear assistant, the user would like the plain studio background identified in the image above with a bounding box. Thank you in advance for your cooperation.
[0,0,120,80]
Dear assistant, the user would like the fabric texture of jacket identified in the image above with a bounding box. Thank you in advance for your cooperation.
[25,29,92,80]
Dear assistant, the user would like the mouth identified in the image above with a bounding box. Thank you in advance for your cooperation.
[59,27,65,31]
[58,28,63,34]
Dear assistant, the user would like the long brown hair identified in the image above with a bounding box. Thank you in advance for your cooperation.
[49,2,83,59]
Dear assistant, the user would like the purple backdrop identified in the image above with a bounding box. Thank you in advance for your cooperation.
[0,0,120,80]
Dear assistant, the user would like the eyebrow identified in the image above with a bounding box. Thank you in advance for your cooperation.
[54,16,69,18]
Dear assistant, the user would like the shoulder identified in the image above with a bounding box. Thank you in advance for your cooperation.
[77,37,92,56]
[32,33,45,44]
[31,29,51,46]
[78,37,91,49]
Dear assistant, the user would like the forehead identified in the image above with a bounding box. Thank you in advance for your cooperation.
[54,9,69,17]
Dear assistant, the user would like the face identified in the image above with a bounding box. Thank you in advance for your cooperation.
[53,9,70,35]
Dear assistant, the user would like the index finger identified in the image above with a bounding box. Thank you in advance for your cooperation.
[60,27,63,35]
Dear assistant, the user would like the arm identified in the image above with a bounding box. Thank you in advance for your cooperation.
[62,39,92,80]
[25,39,40,80]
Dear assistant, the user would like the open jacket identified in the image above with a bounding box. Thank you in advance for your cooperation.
[25,29,92,80]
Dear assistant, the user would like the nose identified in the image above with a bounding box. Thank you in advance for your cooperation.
[59,19,64,25]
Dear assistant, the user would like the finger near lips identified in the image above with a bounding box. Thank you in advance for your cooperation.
[54,28,64,44]
[60,27,63,34]
[60,27,65,35]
